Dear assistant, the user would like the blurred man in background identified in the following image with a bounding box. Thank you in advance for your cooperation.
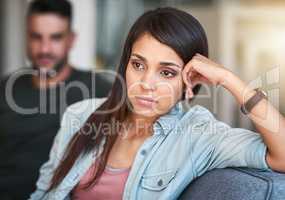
[0,0,112,199]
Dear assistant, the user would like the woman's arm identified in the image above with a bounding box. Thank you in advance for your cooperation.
[182,53,285,172]
[221,70,285,172]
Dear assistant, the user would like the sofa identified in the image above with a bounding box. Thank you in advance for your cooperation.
[178,167,285,200]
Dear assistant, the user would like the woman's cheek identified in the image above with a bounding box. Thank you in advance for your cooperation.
[126,67,136,94]
[155,83,177,112]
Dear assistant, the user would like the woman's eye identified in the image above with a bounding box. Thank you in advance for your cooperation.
[131,61,144,71]
[160,70,177,78]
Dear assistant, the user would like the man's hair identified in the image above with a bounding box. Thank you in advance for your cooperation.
[27,0,73,27]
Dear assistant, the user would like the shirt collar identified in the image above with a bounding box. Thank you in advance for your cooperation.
[153,100,184,136]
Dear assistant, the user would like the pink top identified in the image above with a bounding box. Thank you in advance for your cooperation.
[71,162,131,200]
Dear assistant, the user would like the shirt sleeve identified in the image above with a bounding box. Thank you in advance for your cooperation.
[210,119,271,169]
[190,107,273,178]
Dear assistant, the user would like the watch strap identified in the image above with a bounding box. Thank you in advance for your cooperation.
[240,88,267,115]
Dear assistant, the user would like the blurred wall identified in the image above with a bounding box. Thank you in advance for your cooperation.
[69,0,96,71]
[0,0,26,77]
[0,1,3,77]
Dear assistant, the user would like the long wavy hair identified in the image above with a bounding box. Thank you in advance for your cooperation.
[47,7,208,191]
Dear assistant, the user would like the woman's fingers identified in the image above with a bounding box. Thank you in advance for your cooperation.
[182,58,205,99]
[191,74,211,87]
[182,53,227,99]
[182,63,193,88]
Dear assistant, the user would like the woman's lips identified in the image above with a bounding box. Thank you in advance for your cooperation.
[135,96,158,108]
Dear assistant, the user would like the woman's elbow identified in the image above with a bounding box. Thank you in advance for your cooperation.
[266,153,285,173]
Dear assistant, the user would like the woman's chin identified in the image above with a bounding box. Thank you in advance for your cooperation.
[132,108,157,118]
[131,105,169,119]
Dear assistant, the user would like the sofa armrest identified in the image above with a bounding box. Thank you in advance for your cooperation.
[178,167,285,200]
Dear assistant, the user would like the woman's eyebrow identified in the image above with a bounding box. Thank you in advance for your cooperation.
[160,62,182,69]
[131,53,147,63]
[131,53,182,69]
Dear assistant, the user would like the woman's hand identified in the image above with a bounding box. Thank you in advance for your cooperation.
[182,53,229,98]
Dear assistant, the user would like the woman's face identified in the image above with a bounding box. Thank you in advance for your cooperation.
[126,33,184,118]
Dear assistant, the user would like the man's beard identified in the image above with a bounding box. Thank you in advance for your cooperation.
[32,58,67,78]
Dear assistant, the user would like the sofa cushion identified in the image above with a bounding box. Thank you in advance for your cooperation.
[178,167,285,200]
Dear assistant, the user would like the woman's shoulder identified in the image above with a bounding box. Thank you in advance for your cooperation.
[55,97,108,148]
[181,103,217,123]
[60,97,108,130]
[65,97,108,115]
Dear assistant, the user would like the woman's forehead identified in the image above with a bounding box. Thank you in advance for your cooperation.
[131,34,184,66]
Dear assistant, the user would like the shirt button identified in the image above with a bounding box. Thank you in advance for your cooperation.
[158,179,163,186]
[140,149,147,155]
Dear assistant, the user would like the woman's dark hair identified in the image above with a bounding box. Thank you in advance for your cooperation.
[27,0,73,28]
[47,7,208,191]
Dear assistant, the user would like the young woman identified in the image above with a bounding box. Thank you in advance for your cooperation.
[30,7,285,200]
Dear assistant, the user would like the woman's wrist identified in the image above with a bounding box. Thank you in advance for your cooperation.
[219,70,256,106]
[218,69,233,89]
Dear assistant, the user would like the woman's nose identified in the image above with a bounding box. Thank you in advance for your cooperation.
[140,72,157,91]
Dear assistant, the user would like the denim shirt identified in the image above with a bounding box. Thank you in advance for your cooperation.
[29,97,272,200]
